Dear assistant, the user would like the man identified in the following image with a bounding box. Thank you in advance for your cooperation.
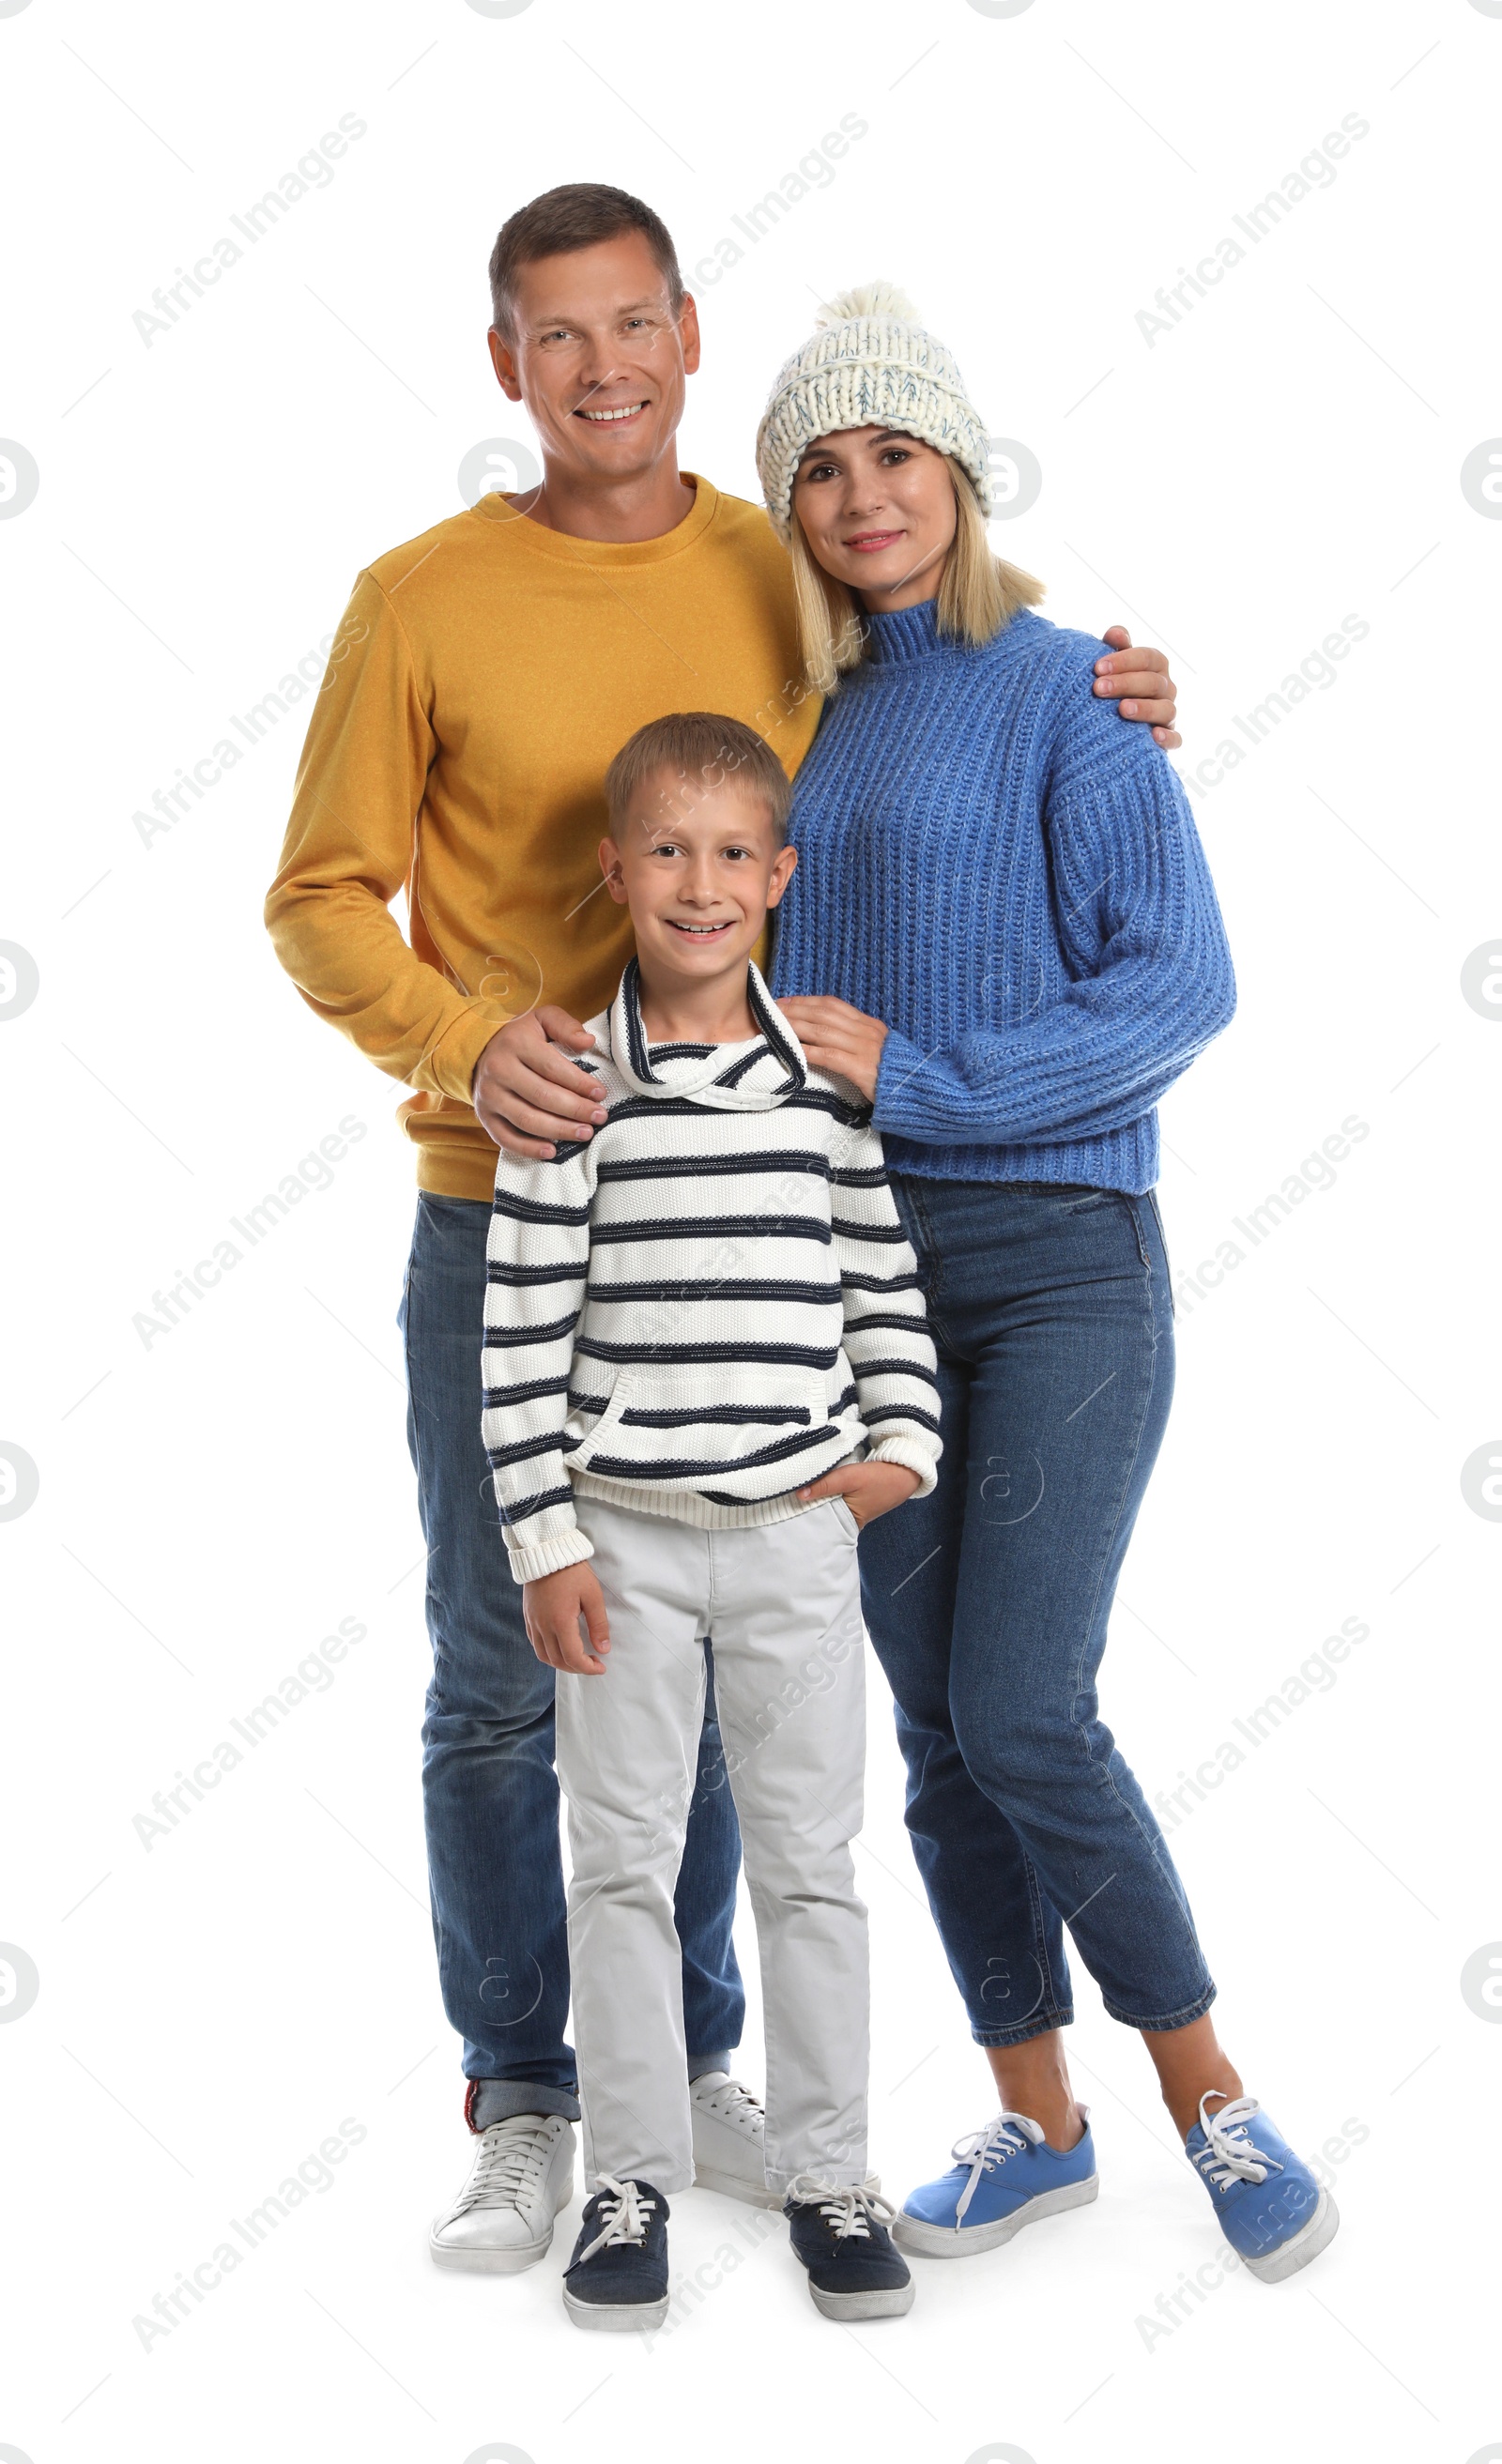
[265,181,1181,2273]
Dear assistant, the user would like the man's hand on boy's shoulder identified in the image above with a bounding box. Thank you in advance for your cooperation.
[1093,626,1181,749]
[474,1005,609,1159]
[523,1561,611,1674]
[795,1458,920,1530]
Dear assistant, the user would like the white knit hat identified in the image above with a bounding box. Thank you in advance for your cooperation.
[755,282,992,541]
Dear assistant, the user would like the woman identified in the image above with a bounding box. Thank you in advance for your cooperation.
[763,285,1337,2283]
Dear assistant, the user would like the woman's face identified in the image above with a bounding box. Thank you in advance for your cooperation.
[791,426,958,612]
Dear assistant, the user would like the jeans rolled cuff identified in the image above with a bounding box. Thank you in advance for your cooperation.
[687,2052,734,2081]
[971,2007,1074,2049]
[467,2077,581,2129]
[1100,1980,1218,2034]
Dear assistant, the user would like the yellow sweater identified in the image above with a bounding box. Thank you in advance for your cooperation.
[265,478,820,1200]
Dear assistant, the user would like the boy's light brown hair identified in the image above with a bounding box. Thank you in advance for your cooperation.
[604,712,792,847]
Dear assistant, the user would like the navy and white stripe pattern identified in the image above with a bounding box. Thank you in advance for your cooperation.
[483,962,941,1582]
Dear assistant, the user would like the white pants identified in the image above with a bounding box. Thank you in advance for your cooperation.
[554,1494,869,2196]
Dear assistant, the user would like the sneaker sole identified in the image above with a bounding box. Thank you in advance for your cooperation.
[692,2165,786,2211]
[893,2173,1099,2258]
[562,2288,671,2332]
[806,2277,915,2321]
[428,2223,558,2274]
[1240,2189,1340,2284]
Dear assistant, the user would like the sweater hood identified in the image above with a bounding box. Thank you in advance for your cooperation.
[602,959,808,1110]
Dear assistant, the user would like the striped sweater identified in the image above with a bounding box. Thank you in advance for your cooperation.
[482,961,942,1584]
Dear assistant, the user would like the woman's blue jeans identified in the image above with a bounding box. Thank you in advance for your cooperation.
[401,1194,745,2114]
[857,1176,1217,2045]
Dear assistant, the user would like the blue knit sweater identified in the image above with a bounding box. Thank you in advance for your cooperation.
[769,603,1236,1194]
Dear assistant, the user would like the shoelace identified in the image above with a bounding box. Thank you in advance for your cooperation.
[697,2077,765,2133]
[946,2111,1047,2225]
[454,2115,558,2215]
[785,2175,897,2241]
[576,2175,658,2263]
[1192,2091,1283,2193]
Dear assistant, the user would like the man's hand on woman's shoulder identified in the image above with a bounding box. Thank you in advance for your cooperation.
[1092,625,1181,750]
[472,1005,607,1156]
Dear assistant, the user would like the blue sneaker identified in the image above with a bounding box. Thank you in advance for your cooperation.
[894,2110,1098,2257]
[561,2176,670,2331]
[784,2178,915,2319]
[1186,2091,1339,2283]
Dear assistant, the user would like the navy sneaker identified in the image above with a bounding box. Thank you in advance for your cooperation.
[784,2178,914,2319]
[894,2110,1099,2257]
[561,2176,670,2332]
[1186,2091,1339,2283]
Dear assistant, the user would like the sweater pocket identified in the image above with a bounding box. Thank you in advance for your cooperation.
[566,1366,643,1474]
[574,1364,835,1490]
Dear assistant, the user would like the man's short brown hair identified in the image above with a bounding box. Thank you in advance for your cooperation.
[605,713,792,846]
[488,183,684,342]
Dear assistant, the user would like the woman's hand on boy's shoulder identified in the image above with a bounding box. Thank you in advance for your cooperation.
[776,995,887,1102]
[522,1562,611,1674]
[1093,626,1181,750]
[473,1006,609,1159]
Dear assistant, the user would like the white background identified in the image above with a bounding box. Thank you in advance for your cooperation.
[1,2,1497,2459]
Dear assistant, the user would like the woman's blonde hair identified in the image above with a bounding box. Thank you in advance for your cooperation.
[788,459,1044,696]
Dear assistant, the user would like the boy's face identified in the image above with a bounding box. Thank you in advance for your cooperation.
[600,772,797,995]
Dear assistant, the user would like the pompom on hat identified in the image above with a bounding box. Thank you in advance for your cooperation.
[754,281,993,541]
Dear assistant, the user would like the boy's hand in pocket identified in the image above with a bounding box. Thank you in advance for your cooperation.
[523,1562,610,1674]
[795,1459,919,1530]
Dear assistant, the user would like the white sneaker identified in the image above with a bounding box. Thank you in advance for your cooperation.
[689,2073,783,2209]
[428,2112,575,2273]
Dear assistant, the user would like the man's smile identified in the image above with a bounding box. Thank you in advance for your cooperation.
[576,400,651,423]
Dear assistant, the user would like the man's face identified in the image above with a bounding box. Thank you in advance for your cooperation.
[489,232,700,487]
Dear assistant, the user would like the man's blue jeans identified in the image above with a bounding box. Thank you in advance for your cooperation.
[857,1176,1216,2046]
[400,1194,745,2120]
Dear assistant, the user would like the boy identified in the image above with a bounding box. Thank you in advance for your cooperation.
[481,712,942,2329]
